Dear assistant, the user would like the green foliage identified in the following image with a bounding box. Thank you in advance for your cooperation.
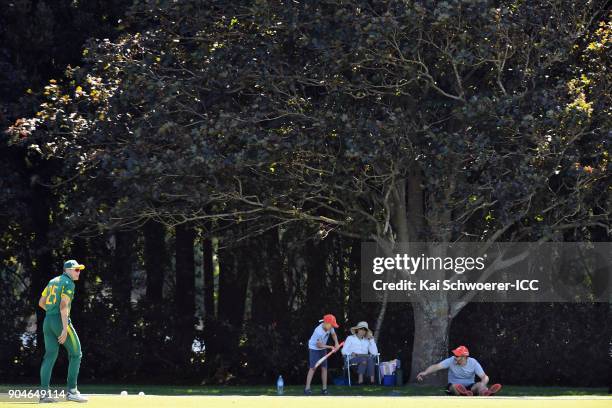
[7,0,608,244]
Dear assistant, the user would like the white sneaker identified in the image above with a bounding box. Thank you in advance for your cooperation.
[66,390,88,403]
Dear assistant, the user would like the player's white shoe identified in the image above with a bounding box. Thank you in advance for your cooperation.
[66,390,88,403]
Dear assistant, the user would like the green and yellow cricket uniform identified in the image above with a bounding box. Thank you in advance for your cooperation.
[40,273,82,391]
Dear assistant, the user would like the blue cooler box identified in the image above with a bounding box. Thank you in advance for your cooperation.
[383,374,395,386]
[333,377,349,386]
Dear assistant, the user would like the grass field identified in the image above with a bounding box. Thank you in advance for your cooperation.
[1,384,610,396]
[1,385,610,407]
[1,394,611,408]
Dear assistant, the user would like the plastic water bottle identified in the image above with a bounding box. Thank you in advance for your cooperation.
[276,375,284,395]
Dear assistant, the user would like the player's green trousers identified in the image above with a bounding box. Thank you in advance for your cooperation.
[40,314,82,391]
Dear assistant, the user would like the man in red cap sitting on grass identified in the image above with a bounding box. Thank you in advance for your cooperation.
[304,314,340,395]
[416,345,502,396]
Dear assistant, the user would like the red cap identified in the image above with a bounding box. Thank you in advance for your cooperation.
[452,345,469,357]
[323,314,339,328]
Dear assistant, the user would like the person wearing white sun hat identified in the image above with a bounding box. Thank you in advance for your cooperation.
[341,321,379,385]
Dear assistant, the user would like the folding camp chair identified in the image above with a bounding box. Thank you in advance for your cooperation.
[343,354,381,386]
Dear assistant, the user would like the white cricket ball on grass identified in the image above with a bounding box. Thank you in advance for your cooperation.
[120,391,128,396]
[138,391,145,396]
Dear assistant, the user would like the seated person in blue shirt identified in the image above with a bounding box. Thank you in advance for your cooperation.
[341,321,379,385]
[416,345,502,396]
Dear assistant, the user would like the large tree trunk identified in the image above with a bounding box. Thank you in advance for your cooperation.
[69,237,88,322]
[392,172,454,384]
[202,235,215,320]
[268,231,288,325]
[144,220,167,306]
[109,230,136,376]
[330,236,346,322]
[201,233,218,381]
[251,229,286,325]
[209,241,249,381]
[410,301,452,385]
[217,243,248,325]
[347,239,362,324]
[29,183,53,353]
[111,230,135,316]
[305,239,328,321]
[175,224,196,362]
[140,221,168,376]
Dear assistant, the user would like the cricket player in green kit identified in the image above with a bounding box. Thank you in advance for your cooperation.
[38,260,88,403]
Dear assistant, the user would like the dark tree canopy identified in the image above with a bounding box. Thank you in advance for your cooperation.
[10,0,609,242]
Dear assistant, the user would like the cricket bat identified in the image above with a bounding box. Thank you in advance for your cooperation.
[314,341,344,368]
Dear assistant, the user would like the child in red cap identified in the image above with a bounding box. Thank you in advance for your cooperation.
[304,314,340,395]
